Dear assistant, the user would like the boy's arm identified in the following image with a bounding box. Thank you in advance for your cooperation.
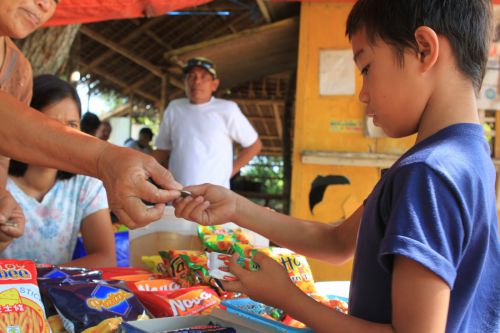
[235,198,363,264]
[277,256,449,333]
[0,91,182,228]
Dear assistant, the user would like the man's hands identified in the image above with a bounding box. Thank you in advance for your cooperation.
[222,252,299,308]
[0,189,24,250]
[96,145,183,229]
[173,183,239,226]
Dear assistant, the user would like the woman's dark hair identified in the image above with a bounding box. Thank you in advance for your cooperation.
[9,74,82,180]
[346,0,492,93]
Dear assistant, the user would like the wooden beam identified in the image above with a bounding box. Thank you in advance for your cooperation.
[123,75,153,95]
[256,0,272,23]
[272,103,283,138]
[84,64,159,103]
[165,18,297,59]
[100,103,131,120]
[81,17,164,73]
[230,98,285,106]
[80,25,164,78]
[302,151,400,168]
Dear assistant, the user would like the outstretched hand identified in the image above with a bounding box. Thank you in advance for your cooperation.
[173,183,238,226]
[97,145,183,228]
[0,189,25,250]
[221,252,299,309]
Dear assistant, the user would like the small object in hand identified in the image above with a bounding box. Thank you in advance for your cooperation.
[0,220,18,227]
[179,190,192,198]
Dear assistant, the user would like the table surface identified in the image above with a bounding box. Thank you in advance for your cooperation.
[315,280,350,298]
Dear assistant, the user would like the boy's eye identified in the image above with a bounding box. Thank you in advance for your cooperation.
[361,65,370,76]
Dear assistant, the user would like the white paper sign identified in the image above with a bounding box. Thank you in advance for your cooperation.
[319,49,355,96]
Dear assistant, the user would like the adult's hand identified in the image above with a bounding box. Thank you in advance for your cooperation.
[0,189,25,250]
[96,145,182,229]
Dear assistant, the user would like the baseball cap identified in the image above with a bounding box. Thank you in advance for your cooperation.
[183,57,217,79]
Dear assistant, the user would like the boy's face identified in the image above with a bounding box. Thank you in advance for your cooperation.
[352,29,429,138]
[0,0,59,39]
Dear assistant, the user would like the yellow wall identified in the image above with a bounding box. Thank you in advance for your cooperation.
[291,3,415,281]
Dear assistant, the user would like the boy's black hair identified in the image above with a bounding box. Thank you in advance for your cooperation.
[346,0,492,93]
[9,74,82,180]
[80,111,101,135]
[139,127,153,140]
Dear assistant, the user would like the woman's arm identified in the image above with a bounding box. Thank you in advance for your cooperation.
[64,209,116,268]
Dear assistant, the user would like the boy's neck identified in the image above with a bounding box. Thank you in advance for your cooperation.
[416,79,479,143]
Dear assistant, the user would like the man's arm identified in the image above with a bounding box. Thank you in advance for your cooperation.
[152,149,171,169]
[0,91,182,228]
[232,138,262,177]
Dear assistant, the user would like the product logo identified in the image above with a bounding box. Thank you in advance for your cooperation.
[169,291,214,316]
[86,285,133,315]
[0,264,31,281]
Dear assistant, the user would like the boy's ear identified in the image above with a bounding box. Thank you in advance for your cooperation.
[414,26,439,72]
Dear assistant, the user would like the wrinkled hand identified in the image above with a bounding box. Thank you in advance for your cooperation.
[97,145,182,229]
[0,189,25,247]
[222,252,298,309]
[173,183,238,226]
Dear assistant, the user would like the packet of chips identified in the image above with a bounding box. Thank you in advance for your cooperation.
[47,281,149,333]
[197,226,249,252]
[0,259,51,332]
[159,250,208,286]
[133,286,221,318]
[141,255,168,275]
[231,246,316,294]
[127,279,181,292]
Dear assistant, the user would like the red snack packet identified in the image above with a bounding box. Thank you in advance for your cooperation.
[127,279,182,292]
[134,286,220,318]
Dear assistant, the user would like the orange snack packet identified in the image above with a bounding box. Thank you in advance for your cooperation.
[0,259,50,332]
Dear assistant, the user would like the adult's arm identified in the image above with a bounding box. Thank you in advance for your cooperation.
[0,92,182,228]
[231,138,262,177]
[152,149,171,168]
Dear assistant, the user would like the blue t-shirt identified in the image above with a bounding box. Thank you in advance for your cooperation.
[350,124,500,332]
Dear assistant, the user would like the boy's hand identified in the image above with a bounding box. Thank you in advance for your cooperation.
[0,190,25,248]
[97,146,182,229]
[173,184,238,226]
[222,253,299,309]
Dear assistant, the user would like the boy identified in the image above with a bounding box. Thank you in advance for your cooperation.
[0,0,182,246]
[173,1,500,332]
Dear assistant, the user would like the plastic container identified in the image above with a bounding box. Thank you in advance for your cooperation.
[222,296,349,332]
[128,206,203,268]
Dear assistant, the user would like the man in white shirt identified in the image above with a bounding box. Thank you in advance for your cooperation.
[153,57,262,189]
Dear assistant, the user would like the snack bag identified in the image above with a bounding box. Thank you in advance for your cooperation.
[197,226,249,252]
[159,250,206,285]
[133,286,220,318]
[99,267,151,281]
[0,259,51,332]
[37,265,102,280]
[47,281,149,332]
[206,252,259,281]
[141,255,168,275]
[127,279,181,292]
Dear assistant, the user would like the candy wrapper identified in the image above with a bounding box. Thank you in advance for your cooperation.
[0,260,51,332]
[159,250,213,287]
[206,252,259,281]
[127,279,182,293]
[47,281,149,332]
[141,255,168,275]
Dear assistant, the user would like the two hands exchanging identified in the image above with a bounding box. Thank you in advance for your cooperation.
[0,189,24,250]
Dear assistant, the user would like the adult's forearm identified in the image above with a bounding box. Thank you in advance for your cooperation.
[0,156,9,188]
[232,139,262,176]
[0,91,107,177]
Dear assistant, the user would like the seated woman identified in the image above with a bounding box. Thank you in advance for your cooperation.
[0,74,116,268]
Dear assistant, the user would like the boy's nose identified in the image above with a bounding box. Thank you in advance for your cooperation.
[358,84,369,104]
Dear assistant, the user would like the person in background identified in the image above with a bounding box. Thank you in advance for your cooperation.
[96,120,112,141]
[80,111,101,136]
[0,0,182,234]
[125,127,154,155]
[153,57,262,189]
[1,75,115,268]
[173,1,500,332]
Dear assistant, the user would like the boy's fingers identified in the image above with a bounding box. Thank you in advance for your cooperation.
[229,254,249,278]
[221,280,244,293]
